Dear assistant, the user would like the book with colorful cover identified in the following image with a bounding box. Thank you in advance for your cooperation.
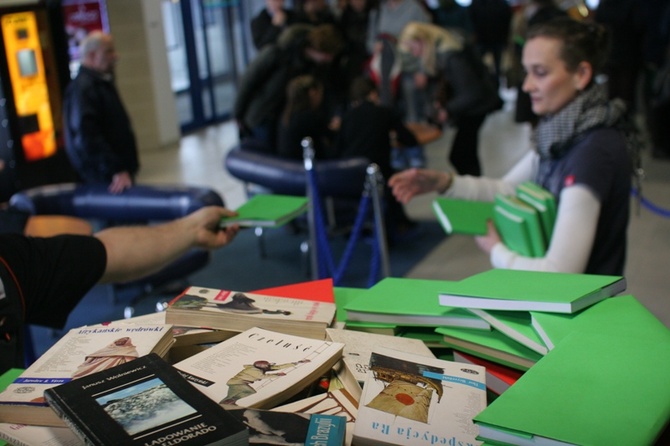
[325,328,435,400]
[438,269,626,314]
[0,323,174,427]
[436,326,542,371]
[219,193,308,228]
[343,277,491,330]
[452,351,523,396]
[174,327,344,410]
[166,286,336,340]
[273,388,358,446]
[432,197,494,235]
[467,309,548,355]
[352,346,487,446]
[530,294,669,351]
[44,353,249,446]
[474,331,670,446]
[227,407,346,446]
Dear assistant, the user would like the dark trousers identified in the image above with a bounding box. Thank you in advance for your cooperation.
[449,114,487,176]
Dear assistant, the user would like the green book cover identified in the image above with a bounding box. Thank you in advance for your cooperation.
[435,326,542,371]
[515,181,556,241]
[467,309,548,355]
[432,197,494,235]
[494,194,546,257]
[438,269,626,314]
[474,330,670,446]
[219,193,308,227]
[334,287,398,335]
[343,277,491,330]
[531,294,669,350]
[493,204,535,257]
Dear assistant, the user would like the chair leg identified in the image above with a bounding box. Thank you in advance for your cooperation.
[254,226,267,258]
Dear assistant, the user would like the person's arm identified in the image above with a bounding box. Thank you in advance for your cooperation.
[484,185,599,273]
[95,206,239,283]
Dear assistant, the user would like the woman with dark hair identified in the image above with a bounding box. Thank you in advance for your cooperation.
[389,17,636,275]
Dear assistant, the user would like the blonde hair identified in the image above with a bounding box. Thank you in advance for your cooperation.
[398,22,463,76]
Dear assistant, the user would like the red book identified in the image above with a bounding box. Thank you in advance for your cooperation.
[452,350,523,395]
[253,278,335,303]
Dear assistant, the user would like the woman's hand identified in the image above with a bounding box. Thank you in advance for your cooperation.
[388,168,452,204]
[475,220,502,254]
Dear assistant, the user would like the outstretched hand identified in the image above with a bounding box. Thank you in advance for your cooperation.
[475,219,502,254]
[387,168,453,204]
[184,206,240,249]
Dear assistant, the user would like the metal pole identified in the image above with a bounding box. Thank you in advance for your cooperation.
[366,163,391,278]
[302,137,319,280]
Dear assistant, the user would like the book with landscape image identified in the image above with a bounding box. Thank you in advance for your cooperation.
[0,323,174,427]
[219,193,308,228]
[438,268,626,314]
[343,277,491,330]
[352,346,487,446]
[173,327,344,409]
[324,327,435,400]
[166,286,336,340]
[227,406,346,446]
[43,353,248,446]
[474,331,670,446]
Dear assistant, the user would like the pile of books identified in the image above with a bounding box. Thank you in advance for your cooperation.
[433,181,556,257]
[2,271,670,446]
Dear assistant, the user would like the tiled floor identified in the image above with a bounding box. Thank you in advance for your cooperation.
[136,95,670,328]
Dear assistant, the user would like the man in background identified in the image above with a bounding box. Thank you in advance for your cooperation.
[63,31,138,194]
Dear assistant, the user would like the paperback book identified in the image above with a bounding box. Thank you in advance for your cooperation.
[466,308,548,355]
[173,327,344,409]
[43,353,249,446]
[0,422,82,446]
[166,286,337,340]
[494,194,546,257]
[219,193,308,228]
[515,181,556,240]
[0,323,174,427]
[452,351,523,396]
[438,268,626,313]
[227,407,346,446]
[352,346,487,446]
[432,198,494,235]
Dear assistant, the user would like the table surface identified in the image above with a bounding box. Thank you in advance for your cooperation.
[24,215,93,237]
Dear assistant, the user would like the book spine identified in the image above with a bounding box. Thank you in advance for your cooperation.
[43,390,96,446]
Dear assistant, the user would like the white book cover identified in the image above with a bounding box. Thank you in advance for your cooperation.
[174,327,344,409]
[353,346,487,446]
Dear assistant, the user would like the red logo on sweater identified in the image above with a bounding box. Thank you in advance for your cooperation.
[564,174,575,187]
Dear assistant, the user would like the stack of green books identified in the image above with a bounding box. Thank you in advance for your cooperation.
[432,181,556,258]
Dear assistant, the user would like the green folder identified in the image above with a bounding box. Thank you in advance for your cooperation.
[343,277,491,330]
[494,194,546,257]
[531,294,669,350]
[432,197,495,235]
[474,330,670,446]
[438,268,626,314]
[219,194,308,227]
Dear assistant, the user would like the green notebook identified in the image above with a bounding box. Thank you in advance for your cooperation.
[467,308,548,355]
[474,330,670,446]
[219,193,308,227]
[494,194,546,257]
[432,197,495,235]
[343,277,491,330]
[438,268,626,314]
[436,326,541,371]
[531,294,669,350]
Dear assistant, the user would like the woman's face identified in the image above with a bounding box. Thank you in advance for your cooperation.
[522,36,590,116]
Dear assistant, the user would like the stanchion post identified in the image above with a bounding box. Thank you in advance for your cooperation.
[365,163,391,279]
[302,137,319,280]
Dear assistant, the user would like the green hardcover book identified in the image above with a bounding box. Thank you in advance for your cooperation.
[343,277,491,330]
[438,269,626,314]
[432,197,495,235]
[467,309,548,355]
[515,181,556,241]
[435,326,542,371]
[494,194,546,257]
[531,294,669,350]
[219,193,308,227]
[474,330,670,446]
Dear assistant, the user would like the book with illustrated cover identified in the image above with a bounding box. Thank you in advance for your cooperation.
[166,286,337,340]
[44,353,249,446]
[174,327,344,409]
[432,198,494,235]
[0,323,174,427]
[343,277,491,330]
[273,388,358,446]
[438,269,626,314]
[352,346,487,446]
[227,407,346,446]
[324,328,435,401]
[474,331,670,446]
[452,351,523,396]
[219,193,308,228]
